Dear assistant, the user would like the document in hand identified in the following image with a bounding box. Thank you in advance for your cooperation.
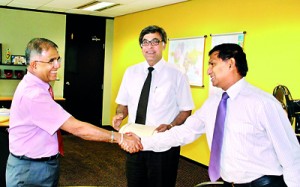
[119,123,157,137]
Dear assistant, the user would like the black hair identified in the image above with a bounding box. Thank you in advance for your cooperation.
[209,43,248,77]
[138,25,167,46]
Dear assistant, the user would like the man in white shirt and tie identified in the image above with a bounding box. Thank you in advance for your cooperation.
[137,43,300,186]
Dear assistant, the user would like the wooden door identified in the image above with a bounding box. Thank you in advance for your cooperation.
[64,14,106,127]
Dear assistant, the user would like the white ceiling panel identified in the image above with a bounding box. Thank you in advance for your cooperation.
[7,0,52,8]
[42,0,92,9]
[0,0,188,17]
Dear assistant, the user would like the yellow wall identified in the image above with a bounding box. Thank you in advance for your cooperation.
[0,8,66,97]
[102,19,114,125]
[111,0,300,165]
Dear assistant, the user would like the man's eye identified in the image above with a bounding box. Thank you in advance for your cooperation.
[209,62,216,67]
[152,39,159,43]
[49,59,55,63]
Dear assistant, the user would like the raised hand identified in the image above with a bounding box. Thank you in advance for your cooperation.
[112,113,123,131]
[155,124,172,132]
[119,132,143,153]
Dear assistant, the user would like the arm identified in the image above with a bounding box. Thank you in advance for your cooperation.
[61,116,142,153]
[141,110,205,152]
[260,102,300,186]
[112,104,128,131]
[156,110,192,132]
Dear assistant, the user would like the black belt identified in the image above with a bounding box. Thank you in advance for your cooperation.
[224,175,286,187]
[11,153,59,162]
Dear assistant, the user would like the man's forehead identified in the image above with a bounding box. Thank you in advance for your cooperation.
[211,51,219,56]
[143,32,161,39]
[209,51,220,60]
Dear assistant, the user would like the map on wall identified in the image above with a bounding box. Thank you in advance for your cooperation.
[168,36,206,87]
[209,32,246,95]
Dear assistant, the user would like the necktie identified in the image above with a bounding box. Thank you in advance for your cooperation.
[49,85,64,156]
[208,92,229,182]
[135,67,154,124]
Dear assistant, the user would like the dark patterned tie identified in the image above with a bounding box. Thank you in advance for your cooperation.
[208,92,229,182]
[135,67,154,124]
[49,84,64,156]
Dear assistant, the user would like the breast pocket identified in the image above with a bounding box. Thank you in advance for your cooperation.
[153,83,175,109]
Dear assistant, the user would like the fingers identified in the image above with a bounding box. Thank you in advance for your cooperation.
[121,143,139,153]
[155,124,169,132]
[113,124,120,131]
[119,133,143,153]
[120,142,139,153]
[112,114,123,131]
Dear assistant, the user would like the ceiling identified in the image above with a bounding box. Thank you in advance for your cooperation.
[0,0,188,18]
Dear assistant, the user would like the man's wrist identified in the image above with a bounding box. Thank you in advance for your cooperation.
[120,133,124,144]
[110,131,123,144]
[110,131,114,143]
[168,124,174,130]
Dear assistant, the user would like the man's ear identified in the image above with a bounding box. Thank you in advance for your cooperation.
[29,61,37,70]
[228,57,235,69]
[162,42,166,50]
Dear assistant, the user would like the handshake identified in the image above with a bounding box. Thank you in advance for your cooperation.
[117,131,143,153]
[112,113,145,153]
[112,113,172,153]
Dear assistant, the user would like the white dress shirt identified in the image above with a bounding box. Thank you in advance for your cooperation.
[116,58,194,127]
[142,78,300,186]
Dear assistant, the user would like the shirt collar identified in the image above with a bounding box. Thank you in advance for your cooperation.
[142,58,166,73]
[25,71,50,90]
[225,78,247,100]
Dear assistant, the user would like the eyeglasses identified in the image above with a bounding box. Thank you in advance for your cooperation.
[141,38,163,47]
[34,57,61,66]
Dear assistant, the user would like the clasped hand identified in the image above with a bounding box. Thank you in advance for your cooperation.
[119,132,143,153]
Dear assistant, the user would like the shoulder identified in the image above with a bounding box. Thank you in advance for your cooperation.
[160,62,186,78]
[124,62,144,74]
[240,83,280,107]
[164,61,183,71]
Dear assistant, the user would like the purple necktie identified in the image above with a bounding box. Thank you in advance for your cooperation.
[208,92,229,182]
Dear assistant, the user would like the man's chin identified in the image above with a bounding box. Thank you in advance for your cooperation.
[49,76,57,81]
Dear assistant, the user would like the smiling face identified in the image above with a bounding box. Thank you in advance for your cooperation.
[141,32,166,66]
[207,51,232,90]
[29,47,61,83]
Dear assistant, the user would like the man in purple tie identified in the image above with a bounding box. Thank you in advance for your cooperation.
[135,43,300,186]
